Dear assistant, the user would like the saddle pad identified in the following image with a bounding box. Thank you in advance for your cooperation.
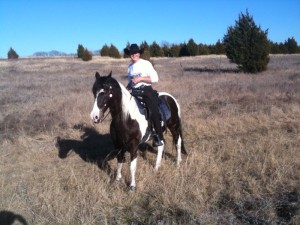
[159,98,171,121]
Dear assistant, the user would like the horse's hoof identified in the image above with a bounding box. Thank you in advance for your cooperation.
[129,186,136,192]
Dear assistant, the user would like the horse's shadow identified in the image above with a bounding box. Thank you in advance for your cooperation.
[55,124,117,176]
[55,123,176,178]
[0,210,28,225]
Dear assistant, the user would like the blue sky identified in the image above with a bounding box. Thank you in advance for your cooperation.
[0,0,299,58]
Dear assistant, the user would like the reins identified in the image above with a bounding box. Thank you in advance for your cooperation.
[101,109,111,122]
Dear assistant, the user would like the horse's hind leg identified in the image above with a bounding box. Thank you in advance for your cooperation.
[170,126,186,167]
[176,135,182,167]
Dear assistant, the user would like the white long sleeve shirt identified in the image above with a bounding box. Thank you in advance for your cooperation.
[127,58,159,89]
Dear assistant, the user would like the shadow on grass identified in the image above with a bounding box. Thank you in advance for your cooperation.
[0,210,28,225]
[55,123,176,176]
[184,67,240,74]
[55,123,117,176]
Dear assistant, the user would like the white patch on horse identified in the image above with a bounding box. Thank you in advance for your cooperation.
[90,97,100,122]
[116,162,123,181]
[118,82,148,137]
[176,136,182,167]
[130,158,137,188]
[155,141,164,170]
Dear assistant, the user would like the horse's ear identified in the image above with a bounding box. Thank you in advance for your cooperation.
[95,72,100,79]
[108,71,112,77]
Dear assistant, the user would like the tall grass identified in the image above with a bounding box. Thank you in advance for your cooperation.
[0,55,299,224]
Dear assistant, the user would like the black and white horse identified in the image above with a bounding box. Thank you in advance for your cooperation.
[90,71,187,190]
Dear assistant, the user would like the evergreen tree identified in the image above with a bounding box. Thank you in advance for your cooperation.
[214,40,226,55]
[179,43,189,57]
[223,10,270,73]
[123,42,131,58]
[269,41,282,54]
[198,44,210,55]
[161,42,171,57]
[150,41,163,57]
[140,41,151,60]
[284,37,298,54]
[7,47,19,59]
[169,44,181,57]
[140,41,150,51]
[186,38,198,56]
[109,44,121,58]
[100,44,110,56]
[77,44,84,58]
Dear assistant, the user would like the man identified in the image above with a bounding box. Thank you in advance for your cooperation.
[124,44,163,146]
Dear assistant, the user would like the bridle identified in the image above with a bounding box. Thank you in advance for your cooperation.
[94,82,113,122]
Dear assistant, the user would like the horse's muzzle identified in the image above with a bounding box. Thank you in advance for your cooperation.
[90,110,104,124]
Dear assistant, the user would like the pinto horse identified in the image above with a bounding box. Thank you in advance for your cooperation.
[90,71,187,190]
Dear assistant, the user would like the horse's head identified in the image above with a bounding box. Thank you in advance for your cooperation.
[90,71,120,123]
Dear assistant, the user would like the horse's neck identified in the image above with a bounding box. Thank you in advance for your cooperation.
[118,82,141,120]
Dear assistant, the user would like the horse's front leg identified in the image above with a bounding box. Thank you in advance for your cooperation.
[155,143,164,171]
[116,150,125,181]
[129,156,137,191]
[128,141,139,191]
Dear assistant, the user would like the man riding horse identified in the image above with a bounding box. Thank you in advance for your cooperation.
[124,44,163,147]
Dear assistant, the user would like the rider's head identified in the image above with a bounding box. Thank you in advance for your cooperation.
[124,44,144,63]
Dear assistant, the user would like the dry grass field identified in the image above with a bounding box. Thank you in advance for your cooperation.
[0,55,299,224]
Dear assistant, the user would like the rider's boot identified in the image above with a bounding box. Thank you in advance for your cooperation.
[153,134,164,147]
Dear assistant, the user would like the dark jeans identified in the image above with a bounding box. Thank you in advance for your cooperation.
[133,86,163,139]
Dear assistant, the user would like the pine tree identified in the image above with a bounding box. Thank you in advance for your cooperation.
[161,42,171,57]
[150,41,163,57]
[186,39,198,56]
[77,44,84,58]
[109,44,121,58]
[138,41,150,60]
[179,43,189,57]
[123,42,131,58]
[169,44,181,57]
[100,44,110,56]
[284,37,298,54]
[223,10,270,73]
[7,47,19,59]
[214,40,226,55]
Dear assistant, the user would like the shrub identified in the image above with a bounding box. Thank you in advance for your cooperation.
[7,48,19,59]
[223,10,270,73]
[81,48,92,61]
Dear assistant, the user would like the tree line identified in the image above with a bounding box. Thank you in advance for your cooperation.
[75,37,298,61]
[7,37,298,61]
[7,10,300,73]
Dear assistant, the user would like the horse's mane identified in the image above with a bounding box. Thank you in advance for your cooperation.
[117,81,144,121]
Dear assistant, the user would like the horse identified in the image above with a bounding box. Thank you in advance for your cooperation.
[90,71,187,191]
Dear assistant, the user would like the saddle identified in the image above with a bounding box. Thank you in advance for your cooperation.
[131,90,171,125]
